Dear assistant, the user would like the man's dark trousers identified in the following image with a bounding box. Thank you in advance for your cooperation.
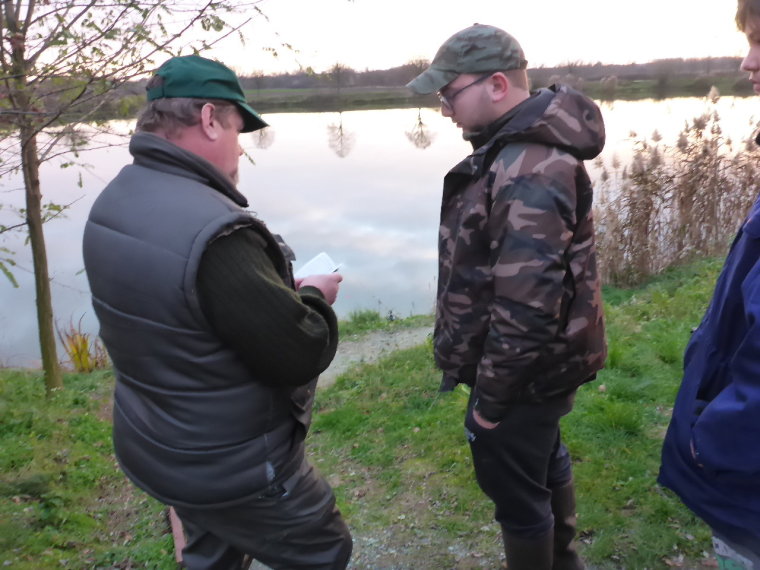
[174,459,352,569]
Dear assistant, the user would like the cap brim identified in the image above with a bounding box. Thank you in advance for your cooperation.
[238,101,268,132]
[406,67,460,95]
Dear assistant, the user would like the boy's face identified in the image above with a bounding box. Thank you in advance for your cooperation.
[741,16,760,94]
[439,73,494,135]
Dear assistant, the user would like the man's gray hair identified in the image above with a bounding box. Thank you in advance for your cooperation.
[136,97,238,137]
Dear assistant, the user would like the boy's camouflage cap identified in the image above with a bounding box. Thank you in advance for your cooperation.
[407,24,527,95]
[147,55,268,132]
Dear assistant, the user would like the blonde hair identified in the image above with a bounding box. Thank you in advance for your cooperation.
[736,0,760,30]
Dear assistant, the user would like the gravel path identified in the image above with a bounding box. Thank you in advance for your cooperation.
[317,326,433,388]
[248,326,438,570]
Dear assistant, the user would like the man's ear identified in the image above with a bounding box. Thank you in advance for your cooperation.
[199,103,220,141]
[489,72,510,102]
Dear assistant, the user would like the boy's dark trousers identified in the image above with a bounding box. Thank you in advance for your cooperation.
[465,389,583,570]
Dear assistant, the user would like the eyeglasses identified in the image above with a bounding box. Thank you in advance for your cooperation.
[437,74,492,110]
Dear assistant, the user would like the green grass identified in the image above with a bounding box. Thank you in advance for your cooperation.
[338,309,433,339]
[583,75,754,101]
[309,257,725,568]
[245,86,435,113]
[245,77,753,116]
[0,259,724,568]
[0,311,432,568]
[0,370,175,569]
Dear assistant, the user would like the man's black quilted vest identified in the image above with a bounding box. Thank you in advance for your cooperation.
[83,133,305,508]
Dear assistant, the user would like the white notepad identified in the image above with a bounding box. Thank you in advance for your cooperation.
[294,252,341,279]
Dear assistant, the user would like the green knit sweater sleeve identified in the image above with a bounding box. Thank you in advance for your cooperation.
[197,227,338,387]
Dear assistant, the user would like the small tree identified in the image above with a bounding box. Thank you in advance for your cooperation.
[0,0,261,394]
[400,57,429,84]
[327,62,353,97]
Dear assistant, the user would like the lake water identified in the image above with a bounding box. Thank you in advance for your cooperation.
[1,95,758,367]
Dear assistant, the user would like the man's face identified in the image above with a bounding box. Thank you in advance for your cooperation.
[212,107,245,185]
[438,73,493,134]
[741,16,760,94]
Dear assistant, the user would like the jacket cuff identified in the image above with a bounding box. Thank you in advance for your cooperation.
[473,390,507,423]
[297,285,326,301]
[439,373,458,392]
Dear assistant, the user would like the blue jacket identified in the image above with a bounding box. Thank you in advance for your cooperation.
[659,193,760,544]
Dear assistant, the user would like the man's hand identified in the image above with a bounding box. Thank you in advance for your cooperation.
[297,273,343,305]
[473,409,500,429]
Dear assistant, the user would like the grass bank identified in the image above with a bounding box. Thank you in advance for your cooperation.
[0,258,723,568]
[104,76,753,120]
[243,77,752,114]
[242,77,753,114]
[338,309,433,339]
[0,370,173,568]
[580,74,752,101]
[310,258,723,568]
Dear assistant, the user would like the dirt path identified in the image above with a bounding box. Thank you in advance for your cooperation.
[318,326,433,388]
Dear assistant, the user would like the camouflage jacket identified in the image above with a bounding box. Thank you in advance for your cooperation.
[435,84,607,421]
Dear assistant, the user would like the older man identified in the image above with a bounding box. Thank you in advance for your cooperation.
[407,25,606,569]
[83,55,351,569]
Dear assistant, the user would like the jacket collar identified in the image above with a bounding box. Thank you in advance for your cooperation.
[129,132,249,208]
[465,88,555,150]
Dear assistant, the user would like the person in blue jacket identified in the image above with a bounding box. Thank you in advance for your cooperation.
[658,2,760,567]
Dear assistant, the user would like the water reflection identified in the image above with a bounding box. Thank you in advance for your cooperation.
[0,109,457,367]
[2,98,759,367]
[406,109,435,149]
[326,112,356,158]
[252,126,275,150]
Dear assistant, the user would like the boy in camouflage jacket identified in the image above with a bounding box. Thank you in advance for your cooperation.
[408,24,606,570]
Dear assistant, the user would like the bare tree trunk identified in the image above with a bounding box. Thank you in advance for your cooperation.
[21,126,63,393]
[1,0,250,391]
[5,1,63,393]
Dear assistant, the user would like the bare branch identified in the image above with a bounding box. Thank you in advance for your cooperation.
[2,1,267,158]
[20,0,34,30]
[27,2,104,68]
[0,220,26,233]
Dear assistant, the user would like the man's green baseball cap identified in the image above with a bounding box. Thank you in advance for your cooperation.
[407,24,528,95]
[146,55,268,133]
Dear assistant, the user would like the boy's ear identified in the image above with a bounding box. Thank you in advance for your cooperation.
[489,72,510,102]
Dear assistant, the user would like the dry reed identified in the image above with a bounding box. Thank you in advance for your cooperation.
[594,100,760,286]
[56,317,109,373]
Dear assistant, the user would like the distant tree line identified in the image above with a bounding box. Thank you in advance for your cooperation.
[12,56,749,128]
[236,56,745,90]
[530,56,743,84]
[241,60,429,90]
[99,56,748,110]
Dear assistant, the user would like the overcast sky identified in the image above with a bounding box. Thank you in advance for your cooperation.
[202,0,749,75]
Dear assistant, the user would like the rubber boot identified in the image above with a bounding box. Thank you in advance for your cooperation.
[501,527,554,570]
[550,479,584,570]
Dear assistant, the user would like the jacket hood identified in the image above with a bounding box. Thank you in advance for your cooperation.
[477,84,605,161]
